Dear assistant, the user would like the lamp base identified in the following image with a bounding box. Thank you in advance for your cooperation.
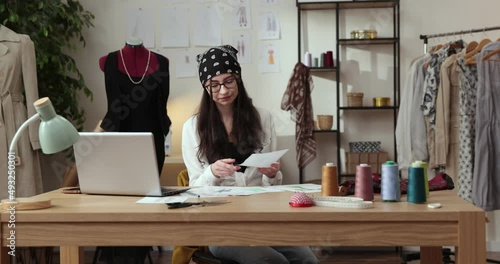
[1,197,52,210]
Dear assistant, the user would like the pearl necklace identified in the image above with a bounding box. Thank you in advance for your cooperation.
[119,49,151,85]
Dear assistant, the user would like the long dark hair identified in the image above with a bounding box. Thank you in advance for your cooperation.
[196,76,264,164]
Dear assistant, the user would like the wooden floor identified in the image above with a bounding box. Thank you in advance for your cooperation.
[46,247,500,264]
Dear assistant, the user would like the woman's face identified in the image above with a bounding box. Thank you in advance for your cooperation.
[204,73,239,106]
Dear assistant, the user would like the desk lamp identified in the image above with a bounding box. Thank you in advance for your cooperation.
[2,97,80,210]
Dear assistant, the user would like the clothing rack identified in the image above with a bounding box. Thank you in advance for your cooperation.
[419,26,500,53]
[411,26,500,264]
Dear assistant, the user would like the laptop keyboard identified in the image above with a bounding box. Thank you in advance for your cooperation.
[160,187,190,196]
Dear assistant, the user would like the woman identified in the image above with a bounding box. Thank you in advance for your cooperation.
[182,45,320,264]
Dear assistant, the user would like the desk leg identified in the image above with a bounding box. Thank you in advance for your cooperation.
[420,247,442,263]
[456,212,486,264]
[60,246,84,264]
[0,247,8,264]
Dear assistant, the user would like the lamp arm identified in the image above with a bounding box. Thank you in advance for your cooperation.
[7,113,39,202]
[8,113,40,153]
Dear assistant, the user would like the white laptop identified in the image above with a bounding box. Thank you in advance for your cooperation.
[74,132,189,197]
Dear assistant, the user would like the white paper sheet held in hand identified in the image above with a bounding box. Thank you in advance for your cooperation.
[240,149,288,167]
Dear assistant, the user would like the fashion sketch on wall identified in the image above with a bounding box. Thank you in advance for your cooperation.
[232,33,252,64]
[233,0,252,29]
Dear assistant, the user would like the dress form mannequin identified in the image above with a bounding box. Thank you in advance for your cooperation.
[98,36,171,174]
[99,40,159,76]
[95,38,171,263]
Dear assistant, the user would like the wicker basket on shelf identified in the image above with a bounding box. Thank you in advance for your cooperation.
[317,115,333,130]
[347,92,364,107]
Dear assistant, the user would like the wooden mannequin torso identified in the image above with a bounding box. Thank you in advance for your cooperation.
[99,44,159,76]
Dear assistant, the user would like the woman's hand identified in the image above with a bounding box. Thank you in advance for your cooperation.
[211,158,241,177]
[258,162,280,178]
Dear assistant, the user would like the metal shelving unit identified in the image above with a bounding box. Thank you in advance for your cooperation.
[296,0,400,183]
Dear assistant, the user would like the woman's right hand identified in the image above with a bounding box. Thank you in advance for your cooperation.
[211,158,241,177]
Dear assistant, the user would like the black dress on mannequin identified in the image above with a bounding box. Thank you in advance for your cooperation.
[101,51,171,174]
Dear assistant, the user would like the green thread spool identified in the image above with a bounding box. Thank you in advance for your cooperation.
[412,161,429,198]
[408,166,427,204]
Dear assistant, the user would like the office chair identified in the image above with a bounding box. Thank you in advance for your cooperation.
[92,246,153,264]
[172,169,238,264]
[64,165,155,264]
[400,248,500,264]
[400,248,453,264]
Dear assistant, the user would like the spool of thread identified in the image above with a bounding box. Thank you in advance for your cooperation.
[412,161,429,197]
[304,51,312,67]
[321,162,339,196]
[381,161,400,202]
[355,164,374,201]
[408,165,427,204]
[325,51,334,67]
[313,57,319,67]
[320,53,326,67]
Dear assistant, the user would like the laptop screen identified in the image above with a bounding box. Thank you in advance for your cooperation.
[74,132,163,196]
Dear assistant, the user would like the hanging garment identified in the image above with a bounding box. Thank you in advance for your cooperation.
[396,55,429,170]
[281,62,316,169]
[472,41,500,211]
[434,54,460,183]
[411,55,431,163]
[0,25,43,199]
[456,49,478,203]
[101,51,171,174]
[422,46,449,169]
[421,46,449,126]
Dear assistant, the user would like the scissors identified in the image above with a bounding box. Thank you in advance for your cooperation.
[166,200,230,209]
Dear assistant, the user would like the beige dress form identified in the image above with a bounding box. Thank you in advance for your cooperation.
[0,25,43,200]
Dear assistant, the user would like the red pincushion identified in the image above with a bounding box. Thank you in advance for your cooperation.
[289,192,313,207]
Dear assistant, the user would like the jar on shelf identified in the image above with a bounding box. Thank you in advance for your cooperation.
[347,92,364,107]
[350,30,377,39]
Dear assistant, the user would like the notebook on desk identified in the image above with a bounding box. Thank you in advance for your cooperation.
[74,132,189,197]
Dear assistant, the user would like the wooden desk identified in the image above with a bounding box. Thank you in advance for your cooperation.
[1,190,485,264]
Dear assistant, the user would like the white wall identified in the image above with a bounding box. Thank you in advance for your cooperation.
[67,0,500,250]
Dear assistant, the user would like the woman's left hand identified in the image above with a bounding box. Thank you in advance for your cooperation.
[258,162,280,178]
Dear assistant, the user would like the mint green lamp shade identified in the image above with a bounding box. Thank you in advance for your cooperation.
[34,97,80,154]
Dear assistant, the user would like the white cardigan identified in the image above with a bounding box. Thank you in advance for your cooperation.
[182,108,283,187]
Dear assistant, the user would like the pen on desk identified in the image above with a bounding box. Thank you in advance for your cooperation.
[185,190,199,197]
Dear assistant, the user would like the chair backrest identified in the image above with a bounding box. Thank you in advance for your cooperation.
[177,169,189,187]
[173,169,237,264]
[172,169,200,264]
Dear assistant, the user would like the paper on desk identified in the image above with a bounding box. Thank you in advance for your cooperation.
[240,149,288,167]
[180,186,283,197]
[136,196,189,204]
[267,183,322,193]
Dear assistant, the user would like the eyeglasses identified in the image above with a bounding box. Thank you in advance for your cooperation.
[205,76,238,93]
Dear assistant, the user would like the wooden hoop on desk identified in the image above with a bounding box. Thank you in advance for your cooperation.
[1,197,52,210]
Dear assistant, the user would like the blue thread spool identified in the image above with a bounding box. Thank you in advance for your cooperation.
[412,161,429,198]
[381,161,400,202]
[408,165,427,204]
[313,57,318,67]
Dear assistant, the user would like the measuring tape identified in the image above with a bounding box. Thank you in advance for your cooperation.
[312,196,374,209]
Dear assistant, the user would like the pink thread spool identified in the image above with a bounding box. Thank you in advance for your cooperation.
[355,164,374,201]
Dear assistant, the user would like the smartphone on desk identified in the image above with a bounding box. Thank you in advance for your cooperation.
[61,187,81,194]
